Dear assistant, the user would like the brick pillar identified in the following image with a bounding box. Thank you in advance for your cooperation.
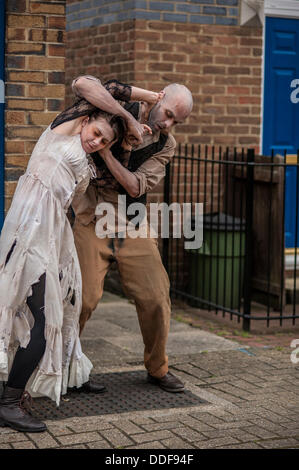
[5,0,66,212]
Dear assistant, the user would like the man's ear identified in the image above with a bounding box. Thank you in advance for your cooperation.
[158,90,165,102]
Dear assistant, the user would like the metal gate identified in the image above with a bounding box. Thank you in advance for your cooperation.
[163,145,299,332]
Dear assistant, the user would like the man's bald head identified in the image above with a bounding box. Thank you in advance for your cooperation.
[162,83,193,118]
[147,83,193,133]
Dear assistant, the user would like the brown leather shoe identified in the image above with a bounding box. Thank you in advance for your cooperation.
[147,371,185,393]
[0,387,47,433]
[68,381,106,394]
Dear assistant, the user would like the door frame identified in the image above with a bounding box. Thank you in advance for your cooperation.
[261,0,299,153]
[264,0,299,19]
[260,1,299,261]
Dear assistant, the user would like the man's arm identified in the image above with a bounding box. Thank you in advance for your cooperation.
[132,134,176,197]
[72,75,152,144]
[97,147,140,198]
[97,134,176,198]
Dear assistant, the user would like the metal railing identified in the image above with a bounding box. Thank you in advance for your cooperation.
[163,145,299,331]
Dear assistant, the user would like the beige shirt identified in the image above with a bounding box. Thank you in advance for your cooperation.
[71,75,176,235]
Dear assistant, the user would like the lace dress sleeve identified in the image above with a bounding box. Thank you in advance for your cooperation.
[104,79,132,102]
[51,79,132,129]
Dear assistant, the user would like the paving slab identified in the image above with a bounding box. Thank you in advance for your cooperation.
[81,298,242,359]
[1,291,298,450]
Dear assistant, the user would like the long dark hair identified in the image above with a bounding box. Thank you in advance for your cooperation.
[89,111,127,170]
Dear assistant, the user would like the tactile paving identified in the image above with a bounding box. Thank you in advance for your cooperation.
[5,370,207,420]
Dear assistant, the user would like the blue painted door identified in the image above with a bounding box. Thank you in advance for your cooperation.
[0,2,4,229]
[263,16,299,248]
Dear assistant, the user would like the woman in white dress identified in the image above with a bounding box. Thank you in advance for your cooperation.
[0,106,128,433]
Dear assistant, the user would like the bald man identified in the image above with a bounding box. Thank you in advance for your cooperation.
[71,76,193,393]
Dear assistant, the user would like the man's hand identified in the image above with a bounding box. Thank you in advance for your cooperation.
[97,145,140,198]
[126,119,152,146]
[130,87,165,105]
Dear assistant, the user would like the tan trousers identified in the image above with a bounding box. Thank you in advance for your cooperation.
[73,220,171,378]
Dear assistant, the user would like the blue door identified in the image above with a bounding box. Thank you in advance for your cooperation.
[263,16,299,248]
[0,2,5,229]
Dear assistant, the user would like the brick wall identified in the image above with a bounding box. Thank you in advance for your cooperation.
[66,1,262,151]
[66,0,239,31]
[65,0,264,290]
[5,0,66,212]
[66,5,263,206]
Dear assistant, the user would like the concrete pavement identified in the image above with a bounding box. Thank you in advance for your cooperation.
[0,291,298,449]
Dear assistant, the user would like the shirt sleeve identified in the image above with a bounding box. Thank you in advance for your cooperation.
[132,134,176,197]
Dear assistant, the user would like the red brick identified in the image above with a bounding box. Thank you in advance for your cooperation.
[202,86,226,95]
[7,99,45,111]
[8,71,45,83]
[228,125,249,134]
[6,111,26,125]
[6,126,44,140]
[5,141,25,154]
[7,14,46,28]
[227,86,250,95]
[148,63,173,72]
[228,67,251,75]
[28,84,65,98]
[7,0,27,13]
[48,44,65,57]
[5,181,18,197]
[6,28,26,41]
[48,16,65,30]
[202,126,225,134]
[28,112,58,125]
[239,96,261,104]
[135,31,160,41]
[46,30,65,43]
[6,155,30,169]
[29,29,46,42]
[149,42,173,52]
[29,56,65,70]
[203,66,226,75]
[240,37,262,46]
[7,42,45,55]
[48,71,65,84]
[30,2,65,15]
[148,21,175,32]
[6,55,26,69]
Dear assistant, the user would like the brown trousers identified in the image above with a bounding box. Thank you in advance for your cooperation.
[73,220,171,378]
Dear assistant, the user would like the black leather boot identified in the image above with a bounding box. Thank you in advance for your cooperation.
[0,386,47,433]
[68,380,106,394]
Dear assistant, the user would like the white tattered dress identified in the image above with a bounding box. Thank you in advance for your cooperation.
[0,126,95,406]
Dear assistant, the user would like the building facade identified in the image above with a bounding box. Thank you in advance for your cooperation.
[2,0,299,256]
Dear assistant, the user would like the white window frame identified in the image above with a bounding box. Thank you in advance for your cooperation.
[264,0,299,19]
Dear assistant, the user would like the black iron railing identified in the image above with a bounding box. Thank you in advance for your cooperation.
[163,145,299,331]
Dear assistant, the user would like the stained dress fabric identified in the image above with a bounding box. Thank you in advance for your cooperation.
[0,126,95,406]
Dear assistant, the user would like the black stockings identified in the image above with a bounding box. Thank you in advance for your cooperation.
[6,273,46,389]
